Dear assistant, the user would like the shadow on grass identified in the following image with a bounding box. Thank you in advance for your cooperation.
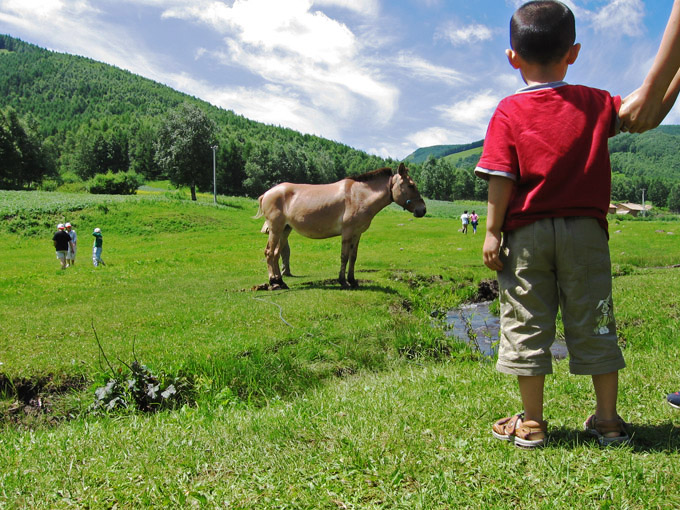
[547,422,680,452]
[296,278,400,294]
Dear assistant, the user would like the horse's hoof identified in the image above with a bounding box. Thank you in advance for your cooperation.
[348,280,359,289]
[282,271,294,277]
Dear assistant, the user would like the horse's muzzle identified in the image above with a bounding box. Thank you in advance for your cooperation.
[413,207,426,218]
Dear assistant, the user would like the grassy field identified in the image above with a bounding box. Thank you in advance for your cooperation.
[1,189,679,509]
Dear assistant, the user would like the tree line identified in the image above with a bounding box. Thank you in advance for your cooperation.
[1,34,679,210]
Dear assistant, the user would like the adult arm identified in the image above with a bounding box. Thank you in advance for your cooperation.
[619,0,680,133]
[482,176,514,272]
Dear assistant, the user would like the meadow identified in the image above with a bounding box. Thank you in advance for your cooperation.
[1,189,679,509]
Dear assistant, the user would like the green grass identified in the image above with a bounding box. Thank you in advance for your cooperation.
[1,191,680,508]
[442,146,483,165]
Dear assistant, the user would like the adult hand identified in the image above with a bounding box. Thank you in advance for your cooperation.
[619,85,664,133]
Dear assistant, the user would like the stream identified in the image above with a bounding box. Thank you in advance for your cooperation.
[446,301,568,359]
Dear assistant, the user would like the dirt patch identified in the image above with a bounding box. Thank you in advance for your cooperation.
[391,271,444,289]
[473,279,499,302]
[0,373,89,426]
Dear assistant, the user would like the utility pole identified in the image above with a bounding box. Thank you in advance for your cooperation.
[641,188,646,217]
[211,145,218,205]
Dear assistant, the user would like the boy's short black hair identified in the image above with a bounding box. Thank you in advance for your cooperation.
[510,1,575,65]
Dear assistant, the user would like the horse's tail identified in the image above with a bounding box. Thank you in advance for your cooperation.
[253,195,265,219]
[254,195,270,233]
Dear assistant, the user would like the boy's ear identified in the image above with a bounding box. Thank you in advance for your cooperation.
[505,49,521,69]
[566,43,581,65]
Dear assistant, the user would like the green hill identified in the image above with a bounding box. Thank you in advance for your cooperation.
[0,34,391,195]
[404,140,483,164]
[442,146,483,165]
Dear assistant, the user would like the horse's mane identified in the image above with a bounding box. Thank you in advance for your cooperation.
[347,167,393,182]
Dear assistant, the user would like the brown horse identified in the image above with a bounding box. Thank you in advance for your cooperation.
[255,163,426,289]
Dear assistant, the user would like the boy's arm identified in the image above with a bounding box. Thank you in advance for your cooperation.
[483,175,514,271]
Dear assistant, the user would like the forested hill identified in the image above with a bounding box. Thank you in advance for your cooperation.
[0,35,390,195]
[404,141,483,164]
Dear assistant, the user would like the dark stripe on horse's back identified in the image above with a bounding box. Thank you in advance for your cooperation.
[347,167,393,182]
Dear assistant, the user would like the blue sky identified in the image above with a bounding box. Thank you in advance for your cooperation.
[0,0,677,160]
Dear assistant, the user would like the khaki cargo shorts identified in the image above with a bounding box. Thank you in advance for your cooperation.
[496,217,625,376]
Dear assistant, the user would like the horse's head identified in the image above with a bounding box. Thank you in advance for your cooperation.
[391,163,426,217]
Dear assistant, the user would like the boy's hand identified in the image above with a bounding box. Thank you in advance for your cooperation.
[483,230,503,271]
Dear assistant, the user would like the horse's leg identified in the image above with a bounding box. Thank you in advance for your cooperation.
[340,232,360,288]
[265,224,288,289]
[347,234,362,288]
[339,233,352,288]
[280,225,293,277]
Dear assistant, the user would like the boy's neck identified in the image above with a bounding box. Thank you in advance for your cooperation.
[518,63,568,87]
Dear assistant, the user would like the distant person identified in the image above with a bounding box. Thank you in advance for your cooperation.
[460,210,469,234]
[52,223,74,270]
[92,227,104,266]
[469,211,479,234]
[65,222,77,267]
[619,0,680,133]
[476,1,628,447]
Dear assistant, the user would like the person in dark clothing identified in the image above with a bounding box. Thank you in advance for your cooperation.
[52,223,74,270]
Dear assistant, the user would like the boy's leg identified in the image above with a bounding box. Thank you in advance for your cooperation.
[518,375,545,422]
[592,371,620,436]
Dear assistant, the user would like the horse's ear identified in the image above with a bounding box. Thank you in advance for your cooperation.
[398,162,407,177]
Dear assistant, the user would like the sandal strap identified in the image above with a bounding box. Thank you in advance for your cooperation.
[516,419,548,440]
[493,413,524,436]
[586,414,628,435]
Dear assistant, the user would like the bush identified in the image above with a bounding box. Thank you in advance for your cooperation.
[87,171,143,195]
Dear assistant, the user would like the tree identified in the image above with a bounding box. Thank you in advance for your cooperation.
[0,107,55,189]
[611,173,635,203]
[668,184,680,213]
[71,120,130,179]
[418,157,454,200]
[647,179,670,208]
[154,103,216,200]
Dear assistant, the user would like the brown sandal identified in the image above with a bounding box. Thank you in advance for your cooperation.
[493,412,548,448]
[584,414,630,446]
[492,413,523,442]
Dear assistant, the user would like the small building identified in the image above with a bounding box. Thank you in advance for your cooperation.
[615,203,652,217]
[608,203,617,214]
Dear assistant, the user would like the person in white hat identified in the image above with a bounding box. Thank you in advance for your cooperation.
[52,224,74,270]
[92,227,105,266]
[65,222,77,267]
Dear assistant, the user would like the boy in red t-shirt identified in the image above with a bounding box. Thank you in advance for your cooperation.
[475,0,628,447]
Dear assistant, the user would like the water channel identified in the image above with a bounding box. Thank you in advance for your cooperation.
[445,301,568,359]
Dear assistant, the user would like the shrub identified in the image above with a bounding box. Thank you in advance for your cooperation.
[87,171,143,195]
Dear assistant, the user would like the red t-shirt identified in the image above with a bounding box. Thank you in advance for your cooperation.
[475,82,620,232]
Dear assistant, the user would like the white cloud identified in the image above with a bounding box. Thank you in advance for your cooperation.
[588,0,645,37]
[394,52,463,83]
[436,91,500,126]
[408,127,459,148]
[405,91,500,149]
[312,0,379,17]
[163,0,357,64]
[1,0,97,19]
[162,0,399,125]
[438,22,493,46]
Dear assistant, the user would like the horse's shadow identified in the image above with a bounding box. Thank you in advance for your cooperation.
[290,276,399,294]
[546,421,680,452]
